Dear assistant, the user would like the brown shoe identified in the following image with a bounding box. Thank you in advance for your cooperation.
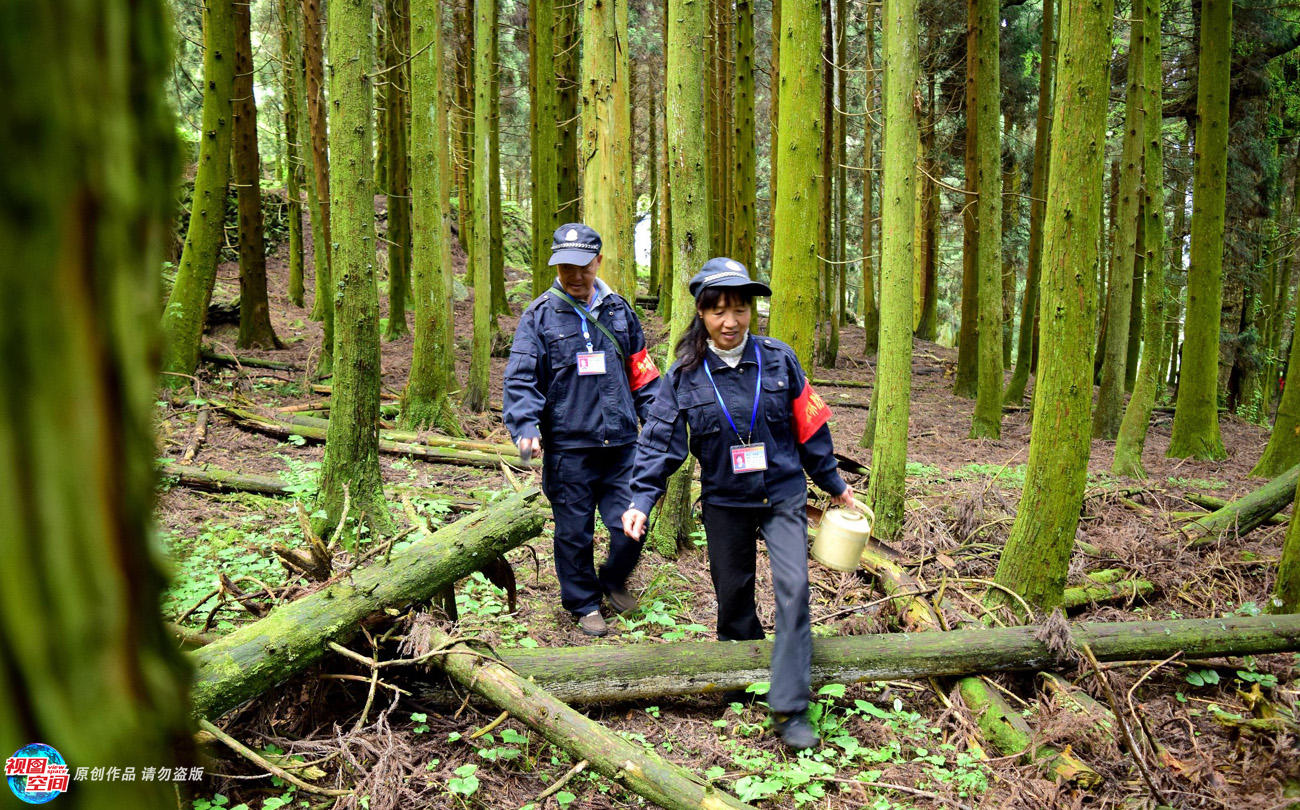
[605,586,639,616]
[577,610,608,637]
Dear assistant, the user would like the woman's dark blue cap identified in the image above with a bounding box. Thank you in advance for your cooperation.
[688,257,773,299]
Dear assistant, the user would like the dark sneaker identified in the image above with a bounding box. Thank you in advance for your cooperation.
[577,610,608,637]
[774,712,818,751]
[605,586,639,616]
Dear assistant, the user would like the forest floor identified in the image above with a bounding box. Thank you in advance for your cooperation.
[159,209,1299,810]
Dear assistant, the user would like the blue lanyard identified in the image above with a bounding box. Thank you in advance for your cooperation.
[571,303,594,351]
[702,342,762,445]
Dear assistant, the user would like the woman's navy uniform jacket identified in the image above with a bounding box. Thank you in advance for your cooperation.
[503,284,661,450]
[629,335,846,514]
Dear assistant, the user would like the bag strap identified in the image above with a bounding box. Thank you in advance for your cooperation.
[547,288,626,362]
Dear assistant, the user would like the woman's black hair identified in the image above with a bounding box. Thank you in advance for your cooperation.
[673,287,754,373]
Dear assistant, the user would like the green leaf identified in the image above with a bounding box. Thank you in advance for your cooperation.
[817,683,847,698]
[555,791,576,807]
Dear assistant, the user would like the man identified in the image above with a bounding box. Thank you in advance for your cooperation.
[503,223,662,637]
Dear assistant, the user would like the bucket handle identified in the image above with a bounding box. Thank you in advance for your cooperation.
[832,497,875,529]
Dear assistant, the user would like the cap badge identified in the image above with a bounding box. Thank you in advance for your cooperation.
[566,228,579,241]
[725,260,743,272]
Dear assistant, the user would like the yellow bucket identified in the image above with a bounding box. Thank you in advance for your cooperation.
[810,500,875,572]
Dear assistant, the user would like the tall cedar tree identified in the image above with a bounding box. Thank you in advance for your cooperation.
[816,0,838,368]
[1254,304,1300,475]
[0,0,193,799]
[489,23,508,319]
[866,0,918,540]
[859,1,879,355]
[1113,0,1166,477]
[529,0,558,298]
[954,0,979,400]
[734,0,757,270]
[161,0,235,388]
[1092,11,1145,438]
[648,73,660,299]
[303,0,335,375]
[234,0,281,349]
[405,0,461,432]
[1005,0,1055,403]
[993,0,1112,610]
[656,5,674,322]
[316,0,392,541]
[769,0,824,369]
[383,0,412,340]
[464,0,495,411]
[648,0,710,557]
[1168,0,1231,459]
[581,0,635,297]
[280,0,306,307]
[1274,475,1300,612]
[970,0,1004,438]
[1000,120,1018,365]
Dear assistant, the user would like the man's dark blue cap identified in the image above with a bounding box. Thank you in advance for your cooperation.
[688,257,772,299]
[549,223,603,266]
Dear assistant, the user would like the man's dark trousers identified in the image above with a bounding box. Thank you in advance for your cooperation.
[542,443,642,616]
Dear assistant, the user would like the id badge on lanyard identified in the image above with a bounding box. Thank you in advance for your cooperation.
[577,350,607,375]
[730,443,768,474]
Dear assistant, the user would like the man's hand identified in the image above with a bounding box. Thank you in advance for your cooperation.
[830,485,856,509]
[518,437,543,460]
[622,508,648,540]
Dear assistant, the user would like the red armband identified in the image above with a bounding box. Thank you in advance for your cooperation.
[792,381,831,443]
[627,347,661,392]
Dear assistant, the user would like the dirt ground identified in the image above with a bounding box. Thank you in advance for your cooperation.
[159,209,1300,809]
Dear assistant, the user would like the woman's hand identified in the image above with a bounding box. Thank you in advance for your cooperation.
[622,508,649,540]
[830,485,856,509]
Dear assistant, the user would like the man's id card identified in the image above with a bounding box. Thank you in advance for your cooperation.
[577,351,607,375]
[730,443,768,474]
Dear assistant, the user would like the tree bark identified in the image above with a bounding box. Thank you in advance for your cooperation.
[1113,0,1167,478]
[425,627,757,810]
[316,0,392,542]
[1,2,194,801]
[734,0,757,270]
[993,0,1111,609]
[163,464,297,497]
[1272,473,1300,612]
[280,0,307,308]
[233,0,281,350]
[859,1,879,356]
[815,0,838,368]
[190,491,547,719]
[970,0,1004,438]
[405,0,461,433]
[1168,0,1231,460]
[768,0,824,369]
[161,0,236,388]
[866,0,917,540]
[954,0,979,399]
[464,0,495,412]
[529,0,558,299]
[302,0,334,377]
[1092,11,1145,439]
[383,0,412,340]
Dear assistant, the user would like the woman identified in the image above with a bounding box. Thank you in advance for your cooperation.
[621,257,855,751]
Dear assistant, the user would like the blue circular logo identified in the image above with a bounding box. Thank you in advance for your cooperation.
[6,744,69,804]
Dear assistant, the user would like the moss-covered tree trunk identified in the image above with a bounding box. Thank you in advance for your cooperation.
[0,0,192,799]
[315,0,392,541]
[530,0,558,299]
[1253,310,1300,476]
[404,0,460,432]
[1091,11,1145,439]
[1273,475,1300,613]
[161,0,236,387]
[556,2,580,222]
[915,78,939,342]
[648,78,661,299]
[649,0,711,559]
[281,0,307,308]
[489,24,508,319]
[656,8,673,322]
[866,0,917,540]
[1112,0,1165,478]
[1005,0,1055,403]
[734,0,757,270]
[464,0,495,412]
[815,0,838,369]
[859,0,879,356]
[769,0,823,369]
[581,0,634,297]
[303,0,334,376]
[1125,209,1146,393]
[993,0,1111,610]
[953,0,978,399]
[1164,133,1190,395]
[1000,120,1019,366]
[970,0,1003,438]
[382,0,412,340]
[233,0,281,350]
[1168,0,1230,460]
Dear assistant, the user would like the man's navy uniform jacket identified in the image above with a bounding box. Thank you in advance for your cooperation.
[629,335,846,513]
[503,281,661,449]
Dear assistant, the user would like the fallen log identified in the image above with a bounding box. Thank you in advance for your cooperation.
[811,378,873,389]
[190,488,547,719]
[407,614,1300,704]
[1060,569,1155,610]
[161,463,295,497]
[1185,492,1287,525]
[201,347,300,371]
[267,410,516,455]
[425,627,756,810]
[220,406,534,470]
[1183,462,1300,545]
[310,383,401,401]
